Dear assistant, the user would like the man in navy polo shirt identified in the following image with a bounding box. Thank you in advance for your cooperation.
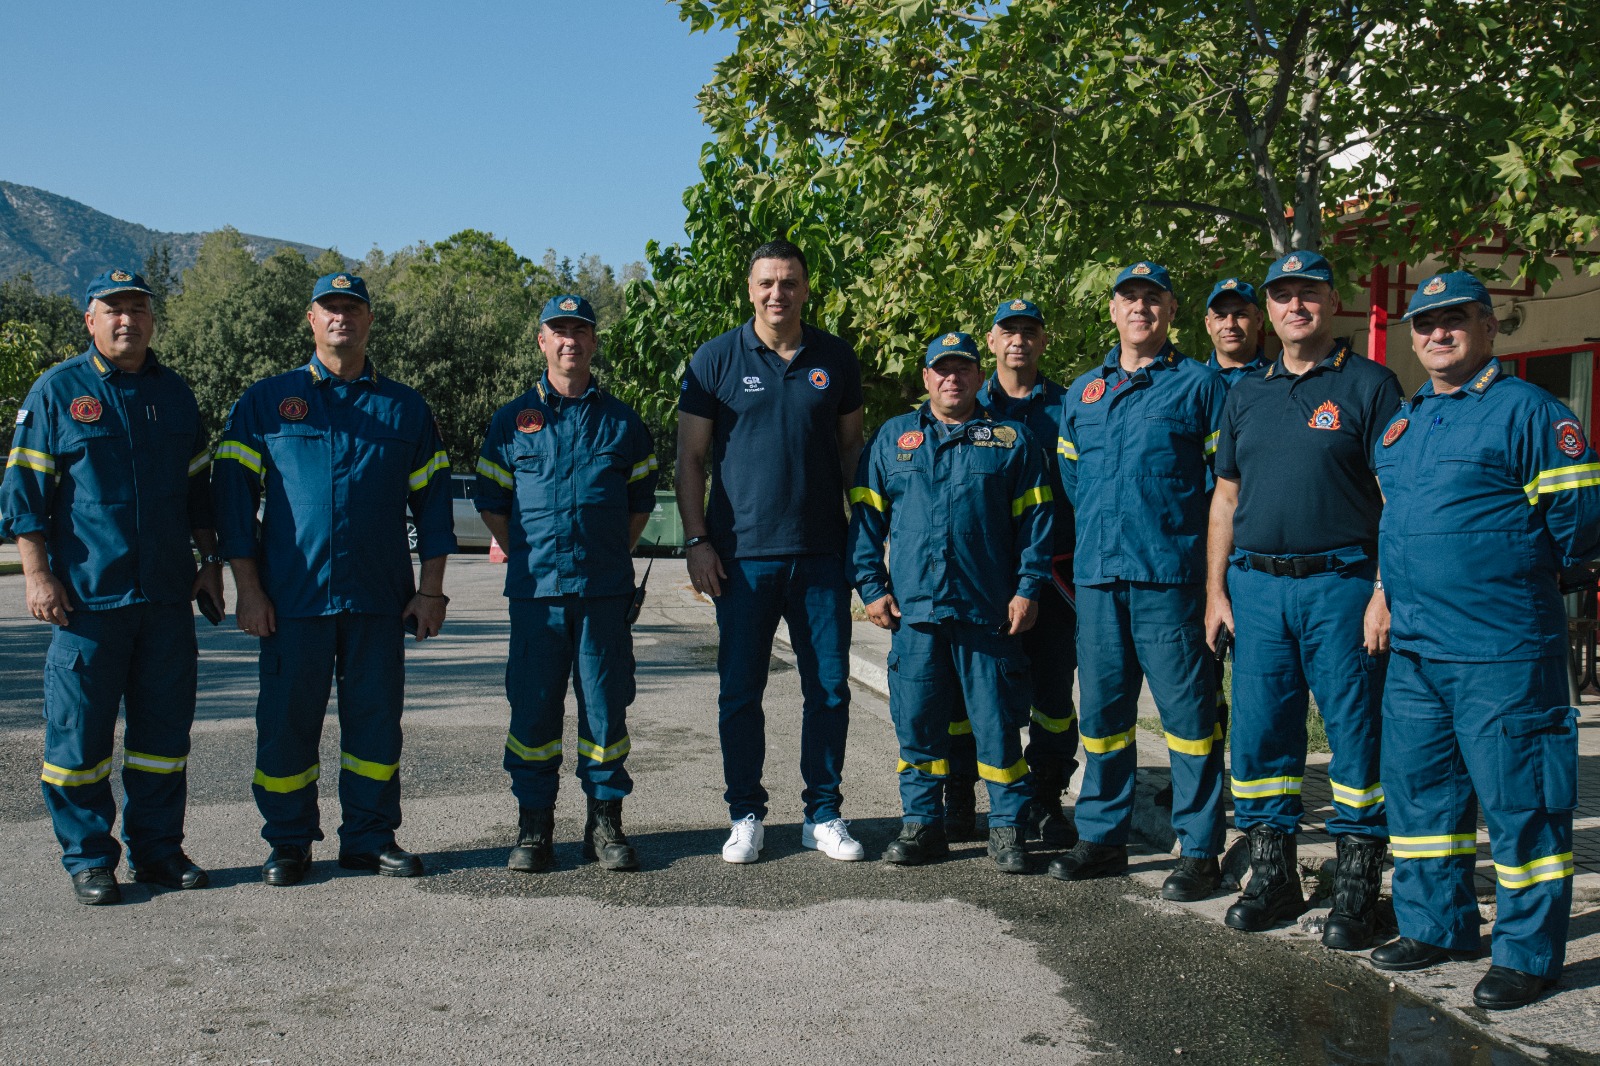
[1051,261,1228,902]
[677,239,866,864]
[1206,250,1402,945]
[476,294,658,873]
[941,299,1078,848]
[1205,278,1268,387]
[2,268,221,904]
[215,272,456,887]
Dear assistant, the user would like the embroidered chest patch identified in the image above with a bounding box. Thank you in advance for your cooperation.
[1308,400,1341,431]
[278,397,308,421]
[70,396,102,423]
[897,431,924,451]
[1081,379,1106,404]
[1555,418,1587,458]
[516,409,545,434]
[1381,418,1408,447]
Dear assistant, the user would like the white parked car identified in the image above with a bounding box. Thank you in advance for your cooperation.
[408,474,494,552]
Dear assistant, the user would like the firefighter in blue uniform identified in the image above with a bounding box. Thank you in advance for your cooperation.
[1206,251,1402,945]
[214,272,455,887]
[1369,271,1600,1011]
[850,331,1053,871]
[942,298,1078,847]
[1204,278,1269,387]
[475,294,658,873]
[677,240,865,864]
[1,269,221,904]
[1052,261,1228,901]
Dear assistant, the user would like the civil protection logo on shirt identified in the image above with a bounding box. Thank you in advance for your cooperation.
[809,369,830,390]
[1081,379,1106,404]
[1307,400,1341,431]
[1382,418,1408,447]
[1555,417,1588,458]
[897,430,925,450]
[279,397,308,421]
[69,396,102,423]
[516,409,545,433]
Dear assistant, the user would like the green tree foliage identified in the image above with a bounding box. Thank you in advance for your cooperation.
[0,320,50,453]
[631,0,1598,427]
[0,274,83,362]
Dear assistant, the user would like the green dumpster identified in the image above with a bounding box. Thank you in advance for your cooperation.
[641,490,684,553]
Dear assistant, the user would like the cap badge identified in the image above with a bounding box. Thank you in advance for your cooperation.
[896,430,925,451]
[279,397,308,421]
[809,369,830,390]
[992,425,1017,444]
[559,297,579,312]
[1381,418,1408,447]
[1131,263,1151,276]
[70,396,102,423]
[1283,255,1303,272]
[1555,418,1588,459]
[516,409,545,434]
[1308,400,1341,432]
[110,270,132,283]
[1010,299,1028,310]
[1082,379,1107,404]
[1222,278,1238,289]
[331,275,352,289]
[941,333,960,347]
[1423,277,1447,295]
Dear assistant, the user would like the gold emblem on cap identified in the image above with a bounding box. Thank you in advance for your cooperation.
[559,297,579,312]
[331,275,352,289]
[1009,299,1027,310]
[1423,277,1447,295]
[1222,279,1238,289]
[1131,263,1151,276]
[942,333,960,347]
[1283,255,1303,272]
[110,270,132,282]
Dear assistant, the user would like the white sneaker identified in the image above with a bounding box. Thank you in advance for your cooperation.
[721,815,764,863]
[802,817,866,861]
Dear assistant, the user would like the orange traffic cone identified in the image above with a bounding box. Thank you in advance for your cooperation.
[490,536,507,563]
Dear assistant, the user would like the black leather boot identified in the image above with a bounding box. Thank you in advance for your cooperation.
[583,798,639,871]
[1322,834,1387,950]
[1224,825,1305,932]
[988,825,1028,873]
[508,807,555,873]
[944,778,979,841]
[1026,765,1078,848]
[883,821,950,865]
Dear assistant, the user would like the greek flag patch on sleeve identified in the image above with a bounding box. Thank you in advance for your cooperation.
[14,409,28,427]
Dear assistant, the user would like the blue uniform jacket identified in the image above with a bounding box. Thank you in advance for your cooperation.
[475,374,658,599]
[977,373,1074,559]
[1,347,212,609]
[1374,360,1600,661]
[212,355,455,618]
[849,404,1053,627]
[1057,344,1227,585]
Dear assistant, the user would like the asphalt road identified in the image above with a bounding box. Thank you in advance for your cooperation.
[0,557,1549,1064]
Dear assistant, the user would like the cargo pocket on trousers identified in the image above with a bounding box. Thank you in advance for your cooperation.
[1491,707,1578,812]
[43,642,87,731]
[1000,656,1033,731]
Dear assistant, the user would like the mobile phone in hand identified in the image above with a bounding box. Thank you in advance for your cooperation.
[195,589,223,626]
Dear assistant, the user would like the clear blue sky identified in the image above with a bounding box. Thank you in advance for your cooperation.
[2,1,733,271]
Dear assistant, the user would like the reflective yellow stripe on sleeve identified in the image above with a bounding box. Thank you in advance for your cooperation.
[340,752,399,782]
[627,454,659,484]
[1030,708,1077,734]
[1166,723,1222,757]
[1523,463,1600,504]
[849,487,888,513]
[1082,726,1136,754]
[575,736,631,763]
[1496,852,1574,889]
[41,755,113,788]
[1057,438,1078,462]
[124,750,188,774]
[897,758,949,777]
[1011,485,1053,516]
[409,450,450,492]
[8,447,57,475]
[1231,775,1303,799]
[214,440,263,475]
[1330,780,1385,808]
[475,456,513,489]
[1391,833,1477,859]
[1204,430,1220,456]
[188,449,212,476]
[506,733,562,762]
[978,757,1030,784]
[253,763,321,793]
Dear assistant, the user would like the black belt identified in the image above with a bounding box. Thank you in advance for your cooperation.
[1242,553,1345,578]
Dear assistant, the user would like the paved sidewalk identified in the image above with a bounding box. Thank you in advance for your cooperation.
[829,606,1600,1059]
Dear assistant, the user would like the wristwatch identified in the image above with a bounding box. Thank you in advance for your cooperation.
[685,536,712,550]
[200,553,226,567]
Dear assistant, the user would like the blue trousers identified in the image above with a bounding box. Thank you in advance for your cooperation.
[888,620,1032,826]
[714,554,851,823]
[1227,551,1386,837]
[504,595,635,807]
[40,602,197,874]
[1075,581,1223,857]
[948,590,1079,787]
[1383,651,1576,979]
[251,613,405,853]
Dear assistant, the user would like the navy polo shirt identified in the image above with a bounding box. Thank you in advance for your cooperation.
[1207,351,1267,390]
[1214,341,1402,556]
[680,319,863,557]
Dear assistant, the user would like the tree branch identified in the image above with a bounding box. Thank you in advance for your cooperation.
[1140,199,1273,235]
